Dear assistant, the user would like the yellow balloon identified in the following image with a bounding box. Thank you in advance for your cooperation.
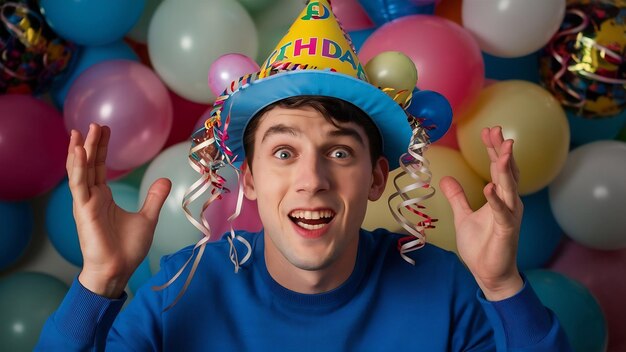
[364,51,417,105]
[363,146,486,254]
[457,80,570,195]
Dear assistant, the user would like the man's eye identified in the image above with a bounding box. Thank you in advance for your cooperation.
[330,148,351,159]
[273,149,292,160]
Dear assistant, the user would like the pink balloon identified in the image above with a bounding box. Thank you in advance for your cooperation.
[359,15,484,115]
[164,89,211,149]
[106,167,133,181]
[64,60,173,170]
[208,54,260,96]
[202,166,262,240]
[548,238,626,352]
[331,0,374,31]
[0,95,68,200]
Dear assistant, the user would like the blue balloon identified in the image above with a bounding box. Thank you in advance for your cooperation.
[50,41,139,108]
[357,0,434,26]
[46,180,140,267]
[517,188,563,270]
[526,270,608,352]
[349,28,376,54]
[128,258,152,294]
[567,109,626,147]
[407,89,453,143]
[0,201,33,270]
[40,0,145,45]
[483,51,541,84]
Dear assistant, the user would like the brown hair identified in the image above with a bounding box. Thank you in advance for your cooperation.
[243,96,383,168]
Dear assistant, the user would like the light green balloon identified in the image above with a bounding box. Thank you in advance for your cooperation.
[0,272,68,352]
[364,51,418,100]
[148,0,258,103]
[253,0,304,62]
[139,142,204,273]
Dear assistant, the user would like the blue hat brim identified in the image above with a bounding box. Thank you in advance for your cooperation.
[221,70,412,170]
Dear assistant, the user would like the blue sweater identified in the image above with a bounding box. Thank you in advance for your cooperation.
[37,229,571,351]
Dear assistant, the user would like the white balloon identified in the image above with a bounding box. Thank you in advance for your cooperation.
[462,0,565,58]
[549,141,626,250]
[148,0,258,103]
[140,142,204,273]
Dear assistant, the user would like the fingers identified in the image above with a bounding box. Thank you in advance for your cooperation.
[66,130,83,179]
[482,127,519,209]
[439,176,472,221]
[94,126,111,185]
[140,178,172,222]
[483,182,516,230]
[69,145,89,204]
[83,124,102,187]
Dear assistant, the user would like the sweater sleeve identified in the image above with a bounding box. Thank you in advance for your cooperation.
[478,276,573,351]
[35,277,127,352]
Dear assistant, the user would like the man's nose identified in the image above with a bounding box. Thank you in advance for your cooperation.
[294,154,330,194]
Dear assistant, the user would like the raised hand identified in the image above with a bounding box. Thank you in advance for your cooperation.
[439,126,524,301]
[67,123,171,298]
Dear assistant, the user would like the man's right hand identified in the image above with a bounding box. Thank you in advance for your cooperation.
[67,123,171,298]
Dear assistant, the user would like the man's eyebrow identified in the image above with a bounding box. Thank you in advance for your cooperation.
[328,127,365,146]
[261,124,301,143]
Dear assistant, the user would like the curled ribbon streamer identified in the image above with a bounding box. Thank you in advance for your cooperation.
[387,117,436,265]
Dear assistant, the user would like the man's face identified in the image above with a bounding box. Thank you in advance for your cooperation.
[242,106,388,286]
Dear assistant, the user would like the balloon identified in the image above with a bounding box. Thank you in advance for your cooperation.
[236,0,278,15]
[0,0,77,95]
[516,188,563,270]
[39,0,144,46]
[128,258,152,294]
[140,142,205,273]
[253,0,303,62]
[46,181,141,266]
[0,201,33,270]
[358,0,436,26]
[208,54,261,97]
[64,60,173,170]
[457,80,570,195]
[525,270,607,352]
[548,239,626,352]
[483,51,541,84]
[164,90,211,149]
[0,272,68,351]
[363,146,486,254]
[117,163,151,189]
[434,123,459,150]
[462,0,565,58]
[49,40,139,108]
[359,15,484,115]
[330,0,374,31]
[364,51,418,105]
[407,89,453,143]
[148,0,258,103]
[548,140,626,250]
[567,109,626,146]
[127,0,164,44]
[0,95,68,201]
[539,0,626,118]
[434,0,462,26]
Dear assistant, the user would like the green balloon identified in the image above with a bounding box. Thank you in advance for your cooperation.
[364,51,418,103]
[0,272,68,351]
[118,162,150,189]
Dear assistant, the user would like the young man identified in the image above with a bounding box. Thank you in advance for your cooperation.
[37,1,571,350]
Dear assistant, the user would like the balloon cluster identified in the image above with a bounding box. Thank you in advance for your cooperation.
[0,0,76,95]
[540,0,626,118]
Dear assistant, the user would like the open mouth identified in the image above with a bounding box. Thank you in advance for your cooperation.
[288,209,335,230]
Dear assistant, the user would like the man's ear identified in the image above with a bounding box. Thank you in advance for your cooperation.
[241,159,257,201]
[368,156,389,201]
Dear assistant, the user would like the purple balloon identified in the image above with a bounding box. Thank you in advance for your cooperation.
[0,95,68,200]
[208,53,260,96]
[64,60,173,170]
